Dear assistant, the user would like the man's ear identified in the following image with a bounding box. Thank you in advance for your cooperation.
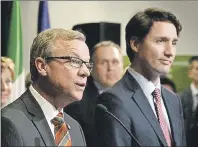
[130,40,140,53]
[35,57,48,77]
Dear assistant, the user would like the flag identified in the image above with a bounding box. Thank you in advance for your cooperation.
[1,1,13,56]
[7,1,25,102]
[38,1,50,33]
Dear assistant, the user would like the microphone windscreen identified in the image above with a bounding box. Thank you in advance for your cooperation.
[97,104,108,112]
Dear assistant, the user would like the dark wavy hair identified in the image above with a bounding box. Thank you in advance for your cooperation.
[125,7,182,62]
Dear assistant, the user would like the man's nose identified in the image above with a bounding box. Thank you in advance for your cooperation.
[165,42,175,57]
[107,62,114,71]
[78,63,91,77]
[1,81,8,91]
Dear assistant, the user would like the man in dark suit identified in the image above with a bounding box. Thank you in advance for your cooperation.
[64,41,123,147]
[179,56,198,147]
[95,8,186,147]
[1,28,93,146]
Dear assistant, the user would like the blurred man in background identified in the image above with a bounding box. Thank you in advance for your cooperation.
[2,28,92,146]
[64,41,123,147]
[179,56,198,147]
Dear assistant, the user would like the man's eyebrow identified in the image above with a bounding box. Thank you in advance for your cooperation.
[155,36,179,41]
[173,38,179,42]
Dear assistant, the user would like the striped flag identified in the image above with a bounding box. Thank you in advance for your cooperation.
[7,1,25,102]
[38,1,50,33]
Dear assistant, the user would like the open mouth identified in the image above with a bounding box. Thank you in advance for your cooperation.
[75,83,86,90]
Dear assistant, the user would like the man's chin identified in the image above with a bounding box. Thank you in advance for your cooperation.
[157,68,170,76]
[102,81,116,88]
[71,92,83,101]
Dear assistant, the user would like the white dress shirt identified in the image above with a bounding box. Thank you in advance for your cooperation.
[29,85,63,137]
[190,83,198,112]
[128,67,172,134]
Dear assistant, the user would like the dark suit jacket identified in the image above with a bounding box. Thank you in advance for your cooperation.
[64,76,100,147]
[95,71,186,147]
[187,107,198,147]
[179,87,198,147]
[1,89,86,147]
[179,87,195,130]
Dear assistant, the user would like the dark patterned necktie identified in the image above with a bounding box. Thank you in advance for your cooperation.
[51,112,72,146]
[152,88,172,147]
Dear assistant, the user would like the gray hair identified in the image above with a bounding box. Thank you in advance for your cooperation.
[30,28,86,81]
[91,41,122,62]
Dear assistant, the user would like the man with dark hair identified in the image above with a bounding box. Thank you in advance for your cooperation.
[95,7,186,147]
[179,56,198,147]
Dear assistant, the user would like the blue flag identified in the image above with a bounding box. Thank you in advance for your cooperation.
[38,1,50,33]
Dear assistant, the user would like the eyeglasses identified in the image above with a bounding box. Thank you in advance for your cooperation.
[44,56,93,72]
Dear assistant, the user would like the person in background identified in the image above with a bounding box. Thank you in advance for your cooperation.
[95,7,186,147]
[64,40,123,147]
[1,56,15,108]
[90,41,123,91]
[160,76,177,93]
[2,28,92,146]
[179,56,198,147]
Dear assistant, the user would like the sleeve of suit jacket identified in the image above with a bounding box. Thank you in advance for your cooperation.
[95,92,135,147]
[1,116,24,147]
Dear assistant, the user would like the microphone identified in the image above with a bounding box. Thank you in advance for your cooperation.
[97,104,141,147]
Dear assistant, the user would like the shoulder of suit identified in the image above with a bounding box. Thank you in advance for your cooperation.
[2,96,24,114]
[1,98,28,125]
[179,87,192,98]
[161,86,181,102]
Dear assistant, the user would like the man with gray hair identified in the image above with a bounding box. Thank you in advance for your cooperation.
[64,40,123,147]
[2,28,93,146]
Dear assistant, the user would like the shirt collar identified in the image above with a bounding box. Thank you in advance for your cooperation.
[29,85,63,121]
[128,67,161,97]
[190,83,198,97]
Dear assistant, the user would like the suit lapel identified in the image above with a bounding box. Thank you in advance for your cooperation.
[161,88,180,146]
[22,90,56,147]
[124,72,167,146]
[32,118,55,147]
[63,113,78,146]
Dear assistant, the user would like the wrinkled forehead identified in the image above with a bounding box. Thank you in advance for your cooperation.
[51,39,90,59]
[52,39,72,50]
[51,39,78,52]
